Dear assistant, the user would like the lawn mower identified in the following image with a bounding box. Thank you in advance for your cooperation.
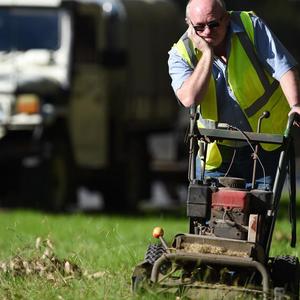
[132,110,299,299]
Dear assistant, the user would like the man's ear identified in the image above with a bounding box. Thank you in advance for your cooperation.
[185,18,191,26]
[223,11,230,24]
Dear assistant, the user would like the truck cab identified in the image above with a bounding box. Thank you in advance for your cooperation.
[0,0,185,211]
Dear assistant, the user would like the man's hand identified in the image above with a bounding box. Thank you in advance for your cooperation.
[289,105,300,127]
[187,24,211,53]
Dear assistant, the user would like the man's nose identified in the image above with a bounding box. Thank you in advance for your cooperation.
[203,25,212,33]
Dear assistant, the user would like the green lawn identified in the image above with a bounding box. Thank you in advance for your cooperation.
[0,205,298,299]
[0,210,186,299]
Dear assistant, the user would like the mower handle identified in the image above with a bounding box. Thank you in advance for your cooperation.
[265,111,298,255]
[196,112,298,145]
[284,112,299,137]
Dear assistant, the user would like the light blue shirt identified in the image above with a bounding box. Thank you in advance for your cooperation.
[168,14,298,131]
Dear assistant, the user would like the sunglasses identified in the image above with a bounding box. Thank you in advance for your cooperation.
[191,19,221,32]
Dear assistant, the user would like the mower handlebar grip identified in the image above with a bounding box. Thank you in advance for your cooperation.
[284,112,299,138]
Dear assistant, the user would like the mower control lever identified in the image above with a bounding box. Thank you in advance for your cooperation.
[251,111,270,189]
[152,227,169,251]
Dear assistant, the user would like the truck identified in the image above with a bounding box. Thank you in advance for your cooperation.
[0,0,185,211]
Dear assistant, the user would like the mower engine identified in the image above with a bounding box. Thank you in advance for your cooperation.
[187,177,273,243]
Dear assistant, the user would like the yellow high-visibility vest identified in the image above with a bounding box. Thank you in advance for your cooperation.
[174,11,289,170]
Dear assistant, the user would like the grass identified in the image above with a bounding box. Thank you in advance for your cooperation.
[0,209,186,300]
[0,202,299,300]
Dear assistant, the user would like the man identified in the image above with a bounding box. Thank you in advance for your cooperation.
[168,0,300,189]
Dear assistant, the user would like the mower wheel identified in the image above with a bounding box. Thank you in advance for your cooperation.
[131,263,152,294]
[132,244,167,295]
[271,255,300,300]
[144,244,166,265]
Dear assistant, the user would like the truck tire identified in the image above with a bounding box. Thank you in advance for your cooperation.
[102,136,150,212]
[271,255,300,300]
[43,139,76,211]
[21,138,76,211]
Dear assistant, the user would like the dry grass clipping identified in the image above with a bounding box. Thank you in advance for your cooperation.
[0,237,106,283]
[181,243,248,258]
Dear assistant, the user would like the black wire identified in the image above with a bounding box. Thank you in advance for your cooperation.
[228,125,266,189]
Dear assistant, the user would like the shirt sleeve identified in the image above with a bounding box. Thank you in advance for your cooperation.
[167,47,194,93]
[252,15,298,81]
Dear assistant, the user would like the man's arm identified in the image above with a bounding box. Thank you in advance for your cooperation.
[176,25,213,108]
[279,68,300,117]
[252,15,300,118]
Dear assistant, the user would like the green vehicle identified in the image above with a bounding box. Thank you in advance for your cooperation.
[0,0,184,211]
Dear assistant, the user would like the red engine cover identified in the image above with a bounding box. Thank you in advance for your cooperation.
[211,188,250,211]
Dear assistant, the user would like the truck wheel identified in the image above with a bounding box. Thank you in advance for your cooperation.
[21,139,76,211]
[271,255,300,300]
[43,139,76,211]
[102,136,150,212]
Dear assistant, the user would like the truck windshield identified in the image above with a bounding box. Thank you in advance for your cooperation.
[0,8,60,51]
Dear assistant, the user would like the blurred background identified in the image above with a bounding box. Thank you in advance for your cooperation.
[0,0,298,213]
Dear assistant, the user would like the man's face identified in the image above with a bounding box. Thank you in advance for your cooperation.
[188,5,229,47]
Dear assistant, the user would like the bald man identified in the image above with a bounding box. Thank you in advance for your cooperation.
[168,0,300,189]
